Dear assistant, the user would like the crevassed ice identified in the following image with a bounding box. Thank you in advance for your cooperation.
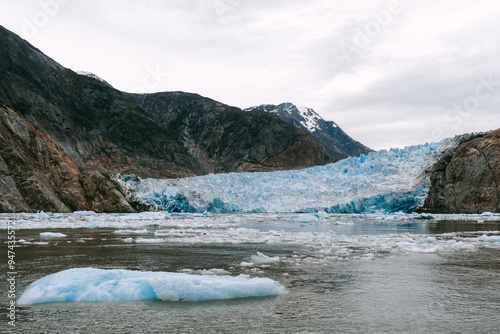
[118,138,457,213]
[18,268,286,305]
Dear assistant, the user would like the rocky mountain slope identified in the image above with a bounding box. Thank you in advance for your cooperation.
[0,105,133,212]
[131,93,333,173]
[245,103,373,160]
[420,129,500,213]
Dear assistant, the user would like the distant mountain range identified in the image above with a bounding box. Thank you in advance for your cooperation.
[245,103,373,160]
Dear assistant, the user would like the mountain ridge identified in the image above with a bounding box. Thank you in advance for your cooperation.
[130,92,333,173]
[245,103,373,160]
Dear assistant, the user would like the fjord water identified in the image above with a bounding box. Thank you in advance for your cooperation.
[1,212,500,333]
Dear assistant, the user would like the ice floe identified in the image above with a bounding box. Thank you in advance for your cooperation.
[18,268,286,305]
[40,232,67,238]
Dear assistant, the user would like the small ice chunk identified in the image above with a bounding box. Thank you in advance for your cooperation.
[72,211,97,215]
[135,238,166,244]
[40,232,67,238]
[250,252,280,263]
[198,268,230,275]
[477,234,500,243]
[113,229,149,235]
[240,262,255,267]
[35,211,50,218]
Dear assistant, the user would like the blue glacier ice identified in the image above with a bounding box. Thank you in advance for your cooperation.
[18,268,286,305]
[118,138,458,214]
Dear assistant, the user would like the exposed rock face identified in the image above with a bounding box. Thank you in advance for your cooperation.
[245,103,373,160]
[421,130,500,213]
[130,93,334,173]
[0,25,204,179]
[0,105,133,213]
[79,170,133,213]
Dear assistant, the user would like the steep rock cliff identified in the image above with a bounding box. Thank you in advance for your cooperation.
[0,105,133,213]
[421,129,500,213]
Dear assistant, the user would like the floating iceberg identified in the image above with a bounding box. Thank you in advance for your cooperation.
[40,232,67,238]
[113,229,149,235]
[251,252,280,263]
[18,268,286,305]
[118,138,457,214]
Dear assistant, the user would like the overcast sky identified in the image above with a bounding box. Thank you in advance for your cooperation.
[1,0,499,150]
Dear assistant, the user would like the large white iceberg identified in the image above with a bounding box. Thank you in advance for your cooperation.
[18,268,286,305]
[118,138,457,214]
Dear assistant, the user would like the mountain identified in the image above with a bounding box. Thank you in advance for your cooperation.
[0,25,203,179]
[129,93,333,173]
[245,103,373,160]
[0,26,333,211]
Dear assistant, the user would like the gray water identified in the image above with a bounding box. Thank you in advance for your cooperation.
[1,215,500,333]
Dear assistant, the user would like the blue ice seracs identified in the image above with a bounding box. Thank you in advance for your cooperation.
[118,138,457,214]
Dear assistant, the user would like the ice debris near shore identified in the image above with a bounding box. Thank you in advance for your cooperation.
[18,268,286,305]
[118,138,457,213]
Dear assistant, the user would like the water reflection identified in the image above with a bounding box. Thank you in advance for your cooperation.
[244,219,500,236]
[429,220,500,233]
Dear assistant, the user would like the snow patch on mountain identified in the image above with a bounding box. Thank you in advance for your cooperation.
[76,71,111,86]
[296,105,322,132]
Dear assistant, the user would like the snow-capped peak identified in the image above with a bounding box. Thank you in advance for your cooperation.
[296,105,322,132]
[278,102,324,132]
[246,102,339,133]
[245,104,282,114]
[245,102,371,160]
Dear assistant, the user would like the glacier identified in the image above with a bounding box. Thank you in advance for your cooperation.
[18,268,286,305]
[118,138,458,214]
